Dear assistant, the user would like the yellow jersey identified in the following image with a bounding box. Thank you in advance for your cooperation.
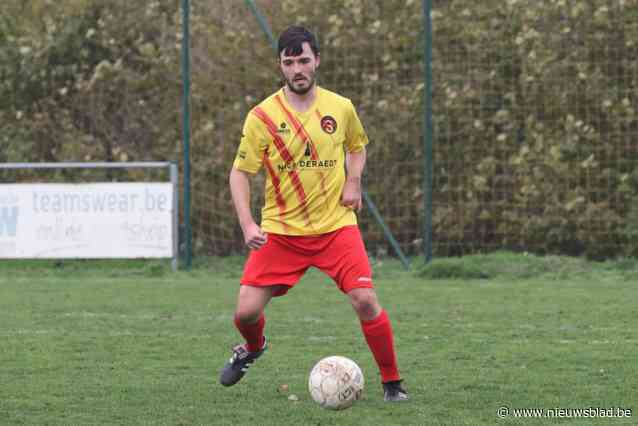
[233,86,369,235]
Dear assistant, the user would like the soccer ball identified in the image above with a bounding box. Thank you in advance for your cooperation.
[308,356,364,410]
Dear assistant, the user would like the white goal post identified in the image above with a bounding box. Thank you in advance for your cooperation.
[0,162,179,271]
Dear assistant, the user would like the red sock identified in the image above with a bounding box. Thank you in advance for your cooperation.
[360,310,401,383]
[234,313,265,353]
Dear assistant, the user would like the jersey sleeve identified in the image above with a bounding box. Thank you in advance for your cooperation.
[344,101,369,153]
[232,112,268,173]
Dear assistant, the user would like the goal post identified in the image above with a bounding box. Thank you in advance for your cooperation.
[0,162,179,271]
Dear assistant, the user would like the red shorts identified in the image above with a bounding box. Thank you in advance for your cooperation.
[240,225,373,297]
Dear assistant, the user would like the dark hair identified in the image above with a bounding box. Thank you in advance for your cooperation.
[277,25,319,58]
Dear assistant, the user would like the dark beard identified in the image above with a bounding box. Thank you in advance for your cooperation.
[286,78,314,95]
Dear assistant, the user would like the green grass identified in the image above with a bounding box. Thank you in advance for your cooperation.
[0,253,636,425]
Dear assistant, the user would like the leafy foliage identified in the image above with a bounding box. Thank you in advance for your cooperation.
[1,0,636,258]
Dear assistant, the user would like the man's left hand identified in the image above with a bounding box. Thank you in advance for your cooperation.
[341,176,362,212]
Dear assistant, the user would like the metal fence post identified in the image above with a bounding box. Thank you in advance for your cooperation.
[422,0,434,264]
[181,0,192,269]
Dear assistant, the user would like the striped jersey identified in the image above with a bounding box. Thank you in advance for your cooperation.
[233,86,369,235]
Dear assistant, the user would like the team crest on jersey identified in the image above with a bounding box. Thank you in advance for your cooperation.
[320,116,337,134]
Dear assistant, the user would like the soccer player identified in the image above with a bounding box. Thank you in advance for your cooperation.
[219,25,408,402]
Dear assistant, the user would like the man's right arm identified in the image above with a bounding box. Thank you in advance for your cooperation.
[229,167,267,250]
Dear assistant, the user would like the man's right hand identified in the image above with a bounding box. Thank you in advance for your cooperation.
[242,222,268,250]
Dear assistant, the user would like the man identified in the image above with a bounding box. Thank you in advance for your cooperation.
[219,25,408,402]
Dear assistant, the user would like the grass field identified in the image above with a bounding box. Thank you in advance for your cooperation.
[1,253,636,425]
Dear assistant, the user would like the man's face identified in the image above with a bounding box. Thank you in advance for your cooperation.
[279,42,319,95]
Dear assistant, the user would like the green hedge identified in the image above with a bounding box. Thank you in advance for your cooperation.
[1,0,636,258]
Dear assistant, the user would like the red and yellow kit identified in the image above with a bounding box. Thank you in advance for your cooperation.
[233,86,369,235]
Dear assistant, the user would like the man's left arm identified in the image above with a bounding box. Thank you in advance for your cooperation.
[341,147,366,211]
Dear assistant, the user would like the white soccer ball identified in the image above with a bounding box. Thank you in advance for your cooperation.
[308,356,364,410]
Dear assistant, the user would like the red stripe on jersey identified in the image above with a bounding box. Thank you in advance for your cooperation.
[253,107,294,163]
[274,96,329,202]
[262,151,289,233]
[252,107,313,229]
[274,95,319,160]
